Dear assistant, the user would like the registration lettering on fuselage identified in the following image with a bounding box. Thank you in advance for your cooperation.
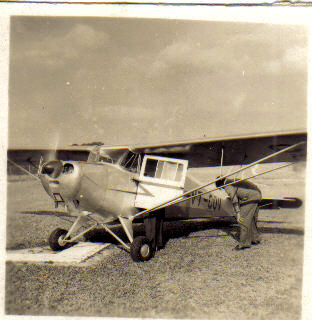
[190,190,221,211]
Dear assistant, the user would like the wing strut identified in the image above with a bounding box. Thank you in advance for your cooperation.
[220,146,224,177]
[8,159,40,180]
[129,141,304,222]
[154,162,294,209]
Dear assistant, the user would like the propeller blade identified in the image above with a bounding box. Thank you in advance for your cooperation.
[44,132,60,163]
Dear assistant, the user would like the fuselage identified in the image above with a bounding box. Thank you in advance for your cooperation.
[39,157,236,222]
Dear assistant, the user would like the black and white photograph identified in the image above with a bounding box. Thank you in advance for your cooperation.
[1,3,311,320]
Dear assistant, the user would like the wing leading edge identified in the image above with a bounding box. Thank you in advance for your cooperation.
[99,130,307,168]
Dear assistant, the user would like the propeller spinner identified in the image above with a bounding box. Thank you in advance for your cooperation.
[41,160,63,178]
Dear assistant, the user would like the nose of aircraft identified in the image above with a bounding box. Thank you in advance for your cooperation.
[41,160,63,178]
[39,160,82,204]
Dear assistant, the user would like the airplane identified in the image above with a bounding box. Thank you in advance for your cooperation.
[9,130,307,262]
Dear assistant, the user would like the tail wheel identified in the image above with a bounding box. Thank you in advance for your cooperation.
[130,236,154,262]
[49,228,71,251]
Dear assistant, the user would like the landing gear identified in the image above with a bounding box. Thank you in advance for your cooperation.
[130,236,154,262]
[48,228,72,251]
[48,215,155,262]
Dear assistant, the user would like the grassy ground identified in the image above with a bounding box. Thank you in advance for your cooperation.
[5,176,305,319]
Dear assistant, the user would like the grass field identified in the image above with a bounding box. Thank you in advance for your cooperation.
[5,176,305,319]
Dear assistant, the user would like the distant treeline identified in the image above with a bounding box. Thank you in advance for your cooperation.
[72,141,104,146]
[7,149,89,176]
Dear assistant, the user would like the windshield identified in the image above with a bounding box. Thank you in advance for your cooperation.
[120,151,141,173]
[87,147,138,169]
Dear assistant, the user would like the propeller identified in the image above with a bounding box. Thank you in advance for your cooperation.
[44,132,60,163]
[41,160,63,178]
[38,132,60,175]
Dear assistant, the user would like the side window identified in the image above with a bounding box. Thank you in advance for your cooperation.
[175,163,184,182]
[155,161,164,178]
[144,159,158,177]
[161,161,177,181]
[143,158,185,183]
[141,156,188,187]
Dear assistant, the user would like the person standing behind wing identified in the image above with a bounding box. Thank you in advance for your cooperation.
[216,177,262,250]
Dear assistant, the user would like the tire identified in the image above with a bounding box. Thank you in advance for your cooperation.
[49,228,71,251]
[130,236,153,262]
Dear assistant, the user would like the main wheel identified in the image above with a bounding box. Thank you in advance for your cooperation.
[49,228,71,251]
[130,236,153,262]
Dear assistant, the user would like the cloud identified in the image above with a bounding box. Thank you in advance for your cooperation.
[150,41,216,76]
[149,26,308,80]
[9,19,307,148]
[150,40,252,79]
[260,44,307,76]
[262,60,282,75]
[283,45,307,72]
[64,24,110,50]
[15,23,110,68]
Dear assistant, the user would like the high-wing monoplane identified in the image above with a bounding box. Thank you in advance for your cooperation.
[9,130,307,261]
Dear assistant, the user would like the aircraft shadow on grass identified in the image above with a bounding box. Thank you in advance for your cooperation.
[83,218,304,247]
[79,219,234,246]
[20,205,304,248]
[21,210,71,217]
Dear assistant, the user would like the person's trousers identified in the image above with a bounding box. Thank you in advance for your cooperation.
[238,202,260,247]
[143,209,165,251]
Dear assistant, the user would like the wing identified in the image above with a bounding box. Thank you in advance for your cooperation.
[127,130,307,168]
[10,130,306,170]
[126,130,306,204]
[8,146,91,164]
[8,146,92,175]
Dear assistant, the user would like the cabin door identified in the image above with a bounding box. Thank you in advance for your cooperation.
[135,155,188,209]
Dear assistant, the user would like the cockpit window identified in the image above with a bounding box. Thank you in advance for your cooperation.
[120,151,141,173]
[87,148,140,171]
[144,159,182,182]
[144,159,158,177]
[161,161,177,180]
[141,156,187,183]
[175,163,184,181]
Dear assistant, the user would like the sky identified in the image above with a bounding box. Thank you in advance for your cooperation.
[9,16,308,149]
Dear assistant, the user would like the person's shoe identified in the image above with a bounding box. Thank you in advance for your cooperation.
[230,232,239,240]
[251,240,261,245]
[233,245,250,251]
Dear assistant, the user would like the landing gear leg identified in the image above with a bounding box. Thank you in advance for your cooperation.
[48,215,96,251]
[117,217,154,262]
[49,228,71,251]
[72,215,155,262]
